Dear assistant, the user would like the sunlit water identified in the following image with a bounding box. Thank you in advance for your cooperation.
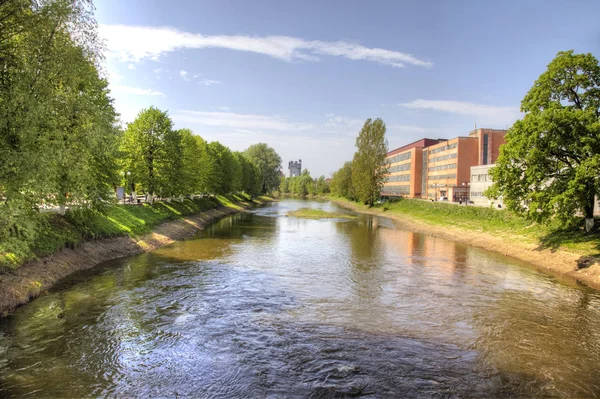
[2,199,600,398]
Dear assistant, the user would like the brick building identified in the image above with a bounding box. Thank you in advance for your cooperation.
[381,138,443,197]
[382,128,507,201]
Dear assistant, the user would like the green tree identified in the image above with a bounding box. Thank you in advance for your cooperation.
[315,176,329,195]
[351,118,389,206]
[243,143,282,194]
[206,141,236,195]
[330,162,354,199]
[0,0,119,265]
[121,107,174,203]
[231,152,245,193]
[487,51,600,231]
[279,176,289,194]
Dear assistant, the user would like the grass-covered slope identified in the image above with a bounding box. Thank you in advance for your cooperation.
[1,194,270,272]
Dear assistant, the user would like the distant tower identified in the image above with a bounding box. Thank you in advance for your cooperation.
[288,160,302,177]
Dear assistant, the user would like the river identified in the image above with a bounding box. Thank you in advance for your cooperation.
[1,199,600,398]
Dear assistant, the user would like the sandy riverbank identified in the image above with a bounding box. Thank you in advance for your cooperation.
[329,198,600,290]
[0,201,271,317]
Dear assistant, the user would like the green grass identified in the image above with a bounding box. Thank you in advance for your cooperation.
[0,194,271,273]
[328,196,600,259]
[287,208,357,220]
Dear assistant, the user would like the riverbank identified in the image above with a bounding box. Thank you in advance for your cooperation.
[0,195,274,316]
[327,196,600,290]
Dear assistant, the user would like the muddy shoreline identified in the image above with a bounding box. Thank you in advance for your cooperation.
[0,203,267,317]
[330,198,600,290]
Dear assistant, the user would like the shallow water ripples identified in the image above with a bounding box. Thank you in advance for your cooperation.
[2,201,600,398]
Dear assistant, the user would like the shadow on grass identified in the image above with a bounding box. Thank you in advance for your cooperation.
[536,220,600,269]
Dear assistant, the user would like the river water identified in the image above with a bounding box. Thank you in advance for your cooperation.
[1,199,600,398]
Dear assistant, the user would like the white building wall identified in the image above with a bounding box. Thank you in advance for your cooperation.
[469,164,503,207]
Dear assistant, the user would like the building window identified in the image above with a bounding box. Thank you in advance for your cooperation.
[386,152,412,165]
[385,174,411,183]
[429,152,458,164]
[428,173,457,180]
[429,143,457,154]
[483,134,489,165]
[429,163,457,172]
[389,163,411,173]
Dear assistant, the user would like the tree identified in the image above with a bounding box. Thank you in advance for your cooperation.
[243,143,282,194]
[206,141,236,195]
[315,176,329,195]
[279,176,289,194]
[487,51,600,231]
[120,107,174,202]
[0,0,119,264]
[351,118,389,206]
[330,162,354,199]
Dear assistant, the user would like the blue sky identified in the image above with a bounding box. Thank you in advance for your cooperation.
[96,0,600,177]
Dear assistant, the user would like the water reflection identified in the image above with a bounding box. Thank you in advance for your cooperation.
[1,199,600,398]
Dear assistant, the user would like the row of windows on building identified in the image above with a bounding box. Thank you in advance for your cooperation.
[428,142,457,155]
[387,152,412,165]
[385,174,411,182]
[471,174,491,182]
[389,163,411,173]
[428,173,457,181]
[470,191,486,198]
[428,163,457,172]
[429,152,458,164]
[382,185,410,195]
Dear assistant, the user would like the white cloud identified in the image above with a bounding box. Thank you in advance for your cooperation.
[172,110,315,132]
[198,78,221,86]
[323,113,363,135]
[99,24,433,68]
[110,84,164,96]
[179,69,189,80]
[400,99,521,125]
[127,63,136,70]
[217,106,230,111]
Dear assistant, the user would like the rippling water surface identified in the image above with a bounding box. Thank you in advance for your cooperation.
[2,199,600,398]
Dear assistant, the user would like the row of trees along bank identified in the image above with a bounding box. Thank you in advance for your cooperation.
[279,170,330,196]
[120,107,282,203]
[329,51,599,233]
[0,0,282,269]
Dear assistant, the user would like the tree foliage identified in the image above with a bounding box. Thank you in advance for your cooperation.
[120,107,174,200]
[351,118,389,206]
[0,0,119,264]
[244,143,282,194]
[330,162,354,199]
[487,51,600,230]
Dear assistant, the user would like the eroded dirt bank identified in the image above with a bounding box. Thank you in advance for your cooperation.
[0,205,259,317]
[331,199,600,290]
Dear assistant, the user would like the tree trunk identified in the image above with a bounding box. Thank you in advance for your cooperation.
[584,189,596,233]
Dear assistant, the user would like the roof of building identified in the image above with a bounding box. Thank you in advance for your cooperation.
[386,138,445,157]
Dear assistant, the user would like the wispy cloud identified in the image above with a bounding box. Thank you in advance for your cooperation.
[110,84,164,96]
[179,69,189,80]
[198,78,220,86]
[400,99,521,125]
[99,24,433,68]
[172,110,316,133]
[127,63,136,70]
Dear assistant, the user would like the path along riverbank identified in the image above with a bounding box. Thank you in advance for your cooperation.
[0,197,275,316]
[327,196,600,290]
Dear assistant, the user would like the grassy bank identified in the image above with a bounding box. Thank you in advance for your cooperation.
[328,196,600,264]
[1,194,272,273]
